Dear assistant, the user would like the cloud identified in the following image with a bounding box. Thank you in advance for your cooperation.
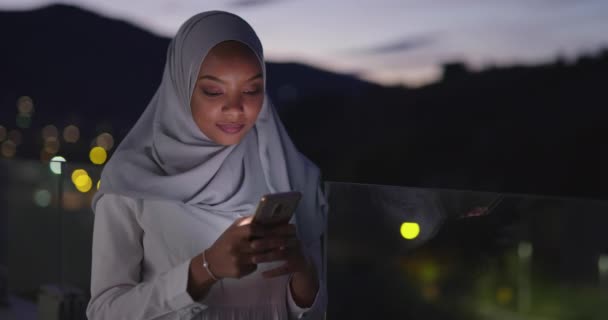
[229,0,284,8]
[348,34,438,56]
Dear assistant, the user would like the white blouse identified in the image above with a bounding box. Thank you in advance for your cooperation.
[86,194,326,320]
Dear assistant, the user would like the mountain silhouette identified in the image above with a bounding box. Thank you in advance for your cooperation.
[1,4,607,199]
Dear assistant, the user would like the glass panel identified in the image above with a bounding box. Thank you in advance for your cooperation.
[325,181,608,319]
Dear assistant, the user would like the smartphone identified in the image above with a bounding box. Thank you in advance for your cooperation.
[252,191,302,226]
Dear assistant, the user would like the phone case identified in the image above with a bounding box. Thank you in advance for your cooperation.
[253,191,302,225]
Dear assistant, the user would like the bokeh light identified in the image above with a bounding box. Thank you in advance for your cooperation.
[63,125,80,143]
[421,284,440,301]
[96,132,114,150]
[0,126,6,141]
[97,179,101,190]
[16,114,31,129]
[34,189,52,207]
[8,130,22,146]
[42,125,59,141]
[75,174,93,193]
[40,149,53,162]
[71,169,88,183]
[44,136,60,154]
[518,242,533,259]
[1,140,17,158]
[62,191,84,211]
[49,156,66,175]
[89,146,107,165]
[496,287,514,305]
[598,255,608,274]
[17,96,34,115]
[420,262,439,283]
[400,222,420,240]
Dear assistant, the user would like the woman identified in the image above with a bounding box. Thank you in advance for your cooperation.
[86,11,327,320]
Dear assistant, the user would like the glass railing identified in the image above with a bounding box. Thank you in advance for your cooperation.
[325,182,608,319]
[1,160,607,319]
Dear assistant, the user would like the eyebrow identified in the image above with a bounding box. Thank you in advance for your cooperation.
[198,73,263,83]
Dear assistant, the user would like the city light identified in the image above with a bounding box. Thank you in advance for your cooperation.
[63,125,80,143]
[16,114,31,129]
[44,136,60,154]
[400,222,420,240]
[1,140,16,158]
[89,146,107,165]
[75,174,93,193]
[42,125,58,141]
[96,132,115,150]
[17,96,34,115]
[49,156,66,175]
[34,189,52,207]
[8,130,22,146]
[518,242,533,259]
[598,255,608,274]
[496,287,514,305]
[71,169,88,184]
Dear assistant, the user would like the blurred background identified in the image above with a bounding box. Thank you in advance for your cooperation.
[0,1,607,319]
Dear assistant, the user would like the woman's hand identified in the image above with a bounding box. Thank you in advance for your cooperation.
[247,224,311,277]
[251,223,320,308]
[205,215,285,279]
[188,215,288,299]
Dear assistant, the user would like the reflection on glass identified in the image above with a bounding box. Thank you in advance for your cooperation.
[400,222,420,240]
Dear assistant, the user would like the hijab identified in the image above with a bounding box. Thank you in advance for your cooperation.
[93,11,326,244]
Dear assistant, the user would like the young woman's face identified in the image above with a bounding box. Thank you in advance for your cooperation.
[190,41,264,146]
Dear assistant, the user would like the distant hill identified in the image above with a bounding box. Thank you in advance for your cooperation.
[0,4,379,143]
[1,4,607,199]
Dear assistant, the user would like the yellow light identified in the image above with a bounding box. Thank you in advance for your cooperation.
[496,287,513,305]
[75,174,93,193]
[89,146,108,165]
[400,222,420,240]
[49,156,66,175]
[71,169,88,184]
[97,180,101,190]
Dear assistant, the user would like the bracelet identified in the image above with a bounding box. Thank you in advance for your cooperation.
[202,249,219,281]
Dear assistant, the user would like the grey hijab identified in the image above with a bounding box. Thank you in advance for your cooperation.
[93,11,326,243]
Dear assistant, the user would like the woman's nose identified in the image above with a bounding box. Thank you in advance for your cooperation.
[222,96,244,114]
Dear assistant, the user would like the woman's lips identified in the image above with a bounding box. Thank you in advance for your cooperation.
[217,123,245,134]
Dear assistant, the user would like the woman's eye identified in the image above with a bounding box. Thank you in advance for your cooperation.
[244,89,261,95]
[203,90,222,97]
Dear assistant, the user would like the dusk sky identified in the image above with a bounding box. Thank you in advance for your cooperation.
[3,0,608,86]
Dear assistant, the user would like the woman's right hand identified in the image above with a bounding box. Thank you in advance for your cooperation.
[205,215,287,279]
[188,215,289,299]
